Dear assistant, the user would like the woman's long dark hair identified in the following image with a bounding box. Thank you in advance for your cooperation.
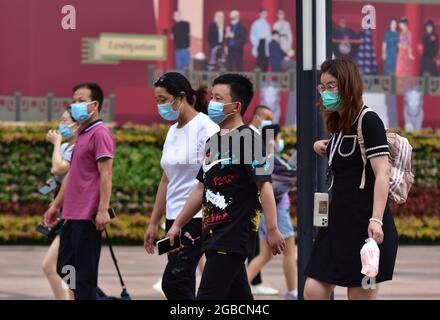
[154,72,208,114]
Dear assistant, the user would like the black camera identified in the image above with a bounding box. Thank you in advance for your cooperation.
[36,219,65,241]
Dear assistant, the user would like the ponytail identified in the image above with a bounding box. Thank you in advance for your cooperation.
[193,86,208,114]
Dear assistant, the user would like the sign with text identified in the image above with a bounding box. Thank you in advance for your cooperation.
[99,33,167,61]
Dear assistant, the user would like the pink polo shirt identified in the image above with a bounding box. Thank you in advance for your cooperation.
[62,120,115,220]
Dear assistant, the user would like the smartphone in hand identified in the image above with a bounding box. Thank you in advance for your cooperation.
[157,236,181,255]
[38,180,57,195]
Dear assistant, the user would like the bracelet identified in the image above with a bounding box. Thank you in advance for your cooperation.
[369,218,383,227]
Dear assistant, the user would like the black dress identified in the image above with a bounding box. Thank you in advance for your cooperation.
[420,32,439,76]
[305,107,399,287]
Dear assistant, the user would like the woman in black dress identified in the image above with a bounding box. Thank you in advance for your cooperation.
[304,59,398,300]
[420,20,439,76]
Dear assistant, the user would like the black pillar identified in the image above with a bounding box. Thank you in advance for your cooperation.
[296,0,332,300]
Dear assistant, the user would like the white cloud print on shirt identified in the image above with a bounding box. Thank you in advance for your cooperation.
[205,189,230,210]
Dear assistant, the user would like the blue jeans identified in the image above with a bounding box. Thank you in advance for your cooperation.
[175,48,190,70]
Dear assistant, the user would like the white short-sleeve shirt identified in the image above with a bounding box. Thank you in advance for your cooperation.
[161,113,219,220]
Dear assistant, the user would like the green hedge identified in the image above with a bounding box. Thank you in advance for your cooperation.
[0,214,438,245]
[1,124,439,215]
[0,123,439,243]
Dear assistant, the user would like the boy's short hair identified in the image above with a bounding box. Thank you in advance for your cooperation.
[213,74,254,116]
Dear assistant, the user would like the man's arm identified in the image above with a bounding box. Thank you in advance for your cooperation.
[44,172,69,226]
[144,173,169,254]
[95,158,113,230]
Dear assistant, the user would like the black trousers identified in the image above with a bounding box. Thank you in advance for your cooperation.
[248,231,262,285]
[197,250,253,300]
[226,47,244,71]
[57,220,102,300]
[162,218,202,300]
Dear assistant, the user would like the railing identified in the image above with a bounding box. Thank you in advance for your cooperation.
[0,93,115,122]
[147,65,440,95]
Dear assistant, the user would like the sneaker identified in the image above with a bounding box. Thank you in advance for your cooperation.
[251,283,279,296]
[152,278,165,297]
[285,291,298,300]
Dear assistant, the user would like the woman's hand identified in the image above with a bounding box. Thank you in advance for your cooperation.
[313,140,329,157]
[46,130,62,145]
[368,221,384,245]
[144,224,159,254]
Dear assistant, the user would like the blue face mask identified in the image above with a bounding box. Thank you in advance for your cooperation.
[260,119,272,129]
[321,91,344,112]
[208,101,235,124]
[71,101,96,123]
[276,139,285,153]
[58,123,76,139]
[158,98,180,121]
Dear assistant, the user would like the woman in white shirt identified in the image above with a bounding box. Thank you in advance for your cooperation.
[144,72,219,300]
[41,108,77,300]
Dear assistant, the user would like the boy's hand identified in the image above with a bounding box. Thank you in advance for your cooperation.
[267,227,286,255]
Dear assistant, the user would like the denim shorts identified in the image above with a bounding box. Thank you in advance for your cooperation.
[259,195,295,240]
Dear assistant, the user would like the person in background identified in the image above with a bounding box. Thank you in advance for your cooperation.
[247,104,279,296]
[382,18,399,75]
[207,11,225,71]
[250,8,272,72]
[225,10,247,72]
[144,72,219,300]
[269,31,289,72]
[247,124,298,300]
[332,17,359,60]
[396,17,415,77]
[172,11,191,70]
[41,109,77,300]
[420,20,439,76]
[44,83,115,300]
[273,9,293,56]
[249,105,273,134]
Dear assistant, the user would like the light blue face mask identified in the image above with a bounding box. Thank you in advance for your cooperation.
[260,119,273,129]
[71,101,96,123]
[208,101,235,124]
[158,98,180,121]
[276,139,285,153]
[58,123,76,139]
[321,91,344,112]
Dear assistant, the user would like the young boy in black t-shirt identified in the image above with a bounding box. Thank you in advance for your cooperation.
[167,74,285,300]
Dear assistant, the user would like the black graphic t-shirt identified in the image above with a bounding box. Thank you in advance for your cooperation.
[196,125,272,256]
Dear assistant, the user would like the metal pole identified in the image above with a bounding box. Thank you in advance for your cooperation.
[296,0,332,300]
[296,0,316,300]
[15,91,22,122]
[47,92,53,122]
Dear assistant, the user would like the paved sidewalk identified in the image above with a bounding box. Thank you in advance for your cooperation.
[0,245,439,300]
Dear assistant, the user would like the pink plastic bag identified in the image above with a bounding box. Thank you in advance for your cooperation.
[360,238,380,277]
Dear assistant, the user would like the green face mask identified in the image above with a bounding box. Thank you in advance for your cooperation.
[322,91,344,112]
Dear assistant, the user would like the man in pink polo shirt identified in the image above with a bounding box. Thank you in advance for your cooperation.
[44,83,115,300]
